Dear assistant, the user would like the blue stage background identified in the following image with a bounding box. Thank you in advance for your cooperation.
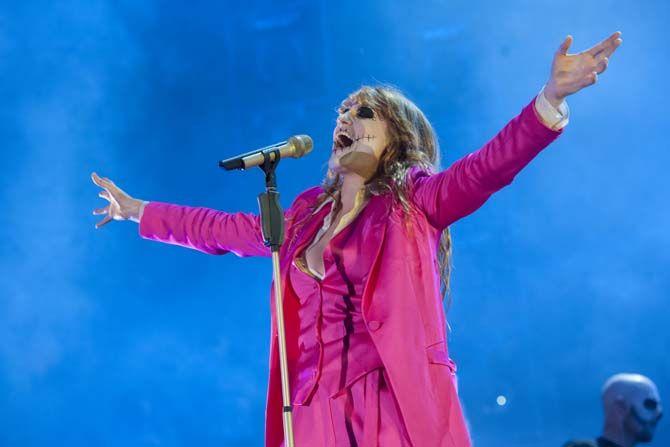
[1,1,668,445]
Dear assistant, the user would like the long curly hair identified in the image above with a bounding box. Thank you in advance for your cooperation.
[316,85,453,305]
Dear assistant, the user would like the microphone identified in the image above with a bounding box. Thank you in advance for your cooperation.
[218,135,313,171]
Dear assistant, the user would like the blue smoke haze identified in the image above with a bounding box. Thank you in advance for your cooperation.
[0,1,668,445]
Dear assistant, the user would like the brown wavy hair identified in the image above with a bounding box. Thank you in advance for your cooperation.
[316,85,453,306]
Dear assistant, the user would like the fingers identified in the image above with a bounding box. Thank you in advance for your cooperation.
[92,172,125,205]
[596,56,609,74]
[92,205,108,216]
[584,32,620,79]
[91,172,118,191]
[557,35,573,55]
[588,31,623,58]
[594,37,622,60]
[92,172,117,229]
[588,31,620,55]
[588,71,598,86]
[604,36,622,58]
[95,215,113,229]
[91,172,106,187]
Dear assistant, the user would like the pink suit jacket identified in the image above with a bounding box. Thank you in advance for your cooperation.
[139,97,562,446]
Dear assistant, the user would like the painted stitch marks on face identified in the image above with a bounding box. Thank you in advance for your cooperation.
[329,101,389,180]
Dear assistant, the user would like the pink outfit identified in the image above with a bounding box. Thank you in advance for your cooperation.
[286,195,410,445]
[139,97,562,446]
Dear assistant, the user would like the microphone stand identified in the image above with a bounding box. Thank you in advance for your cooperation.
[255,149,295,447]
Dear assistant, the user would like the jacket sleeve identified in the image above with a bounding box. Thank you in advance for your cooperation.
[410,96,563,230]
[138,202,272,257]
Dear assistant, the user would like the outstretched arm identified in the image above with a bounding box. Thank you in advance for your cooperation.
[411,31,623,230]
[91,172,272,257]
[410,99,561,230]
[138,202,270,257]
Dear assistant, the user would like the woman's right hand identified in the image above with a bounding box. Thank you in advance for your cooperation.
[91,172,146,228]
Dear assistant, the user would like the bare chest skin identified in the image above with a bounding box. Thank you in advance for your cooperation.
[304,210,344,279]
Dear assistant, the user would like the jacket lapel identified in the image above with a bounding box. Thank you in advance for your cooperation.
[359,193,392,315]
[279,191,392,313]
[284,201,332,261]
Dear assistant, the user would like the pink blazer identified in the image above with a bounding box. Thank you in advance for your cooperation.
[139,97,562,446]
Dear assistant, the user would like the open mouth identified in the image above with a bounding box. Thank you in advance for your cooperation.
[335,133,354,150]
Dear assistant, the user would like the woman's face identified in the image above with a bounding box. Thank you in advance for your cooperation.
[328,98,390,180]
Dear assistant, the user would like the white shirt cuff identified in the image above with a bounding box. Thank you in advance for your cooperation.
[534,85,570,130]
[138,201,149,222]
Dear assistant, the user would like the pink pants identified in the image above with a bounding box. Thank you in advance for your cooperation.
[282,367,412,447]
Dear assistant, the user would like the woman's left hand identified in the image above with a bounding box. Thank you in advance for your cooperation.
[544,31,623,107]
